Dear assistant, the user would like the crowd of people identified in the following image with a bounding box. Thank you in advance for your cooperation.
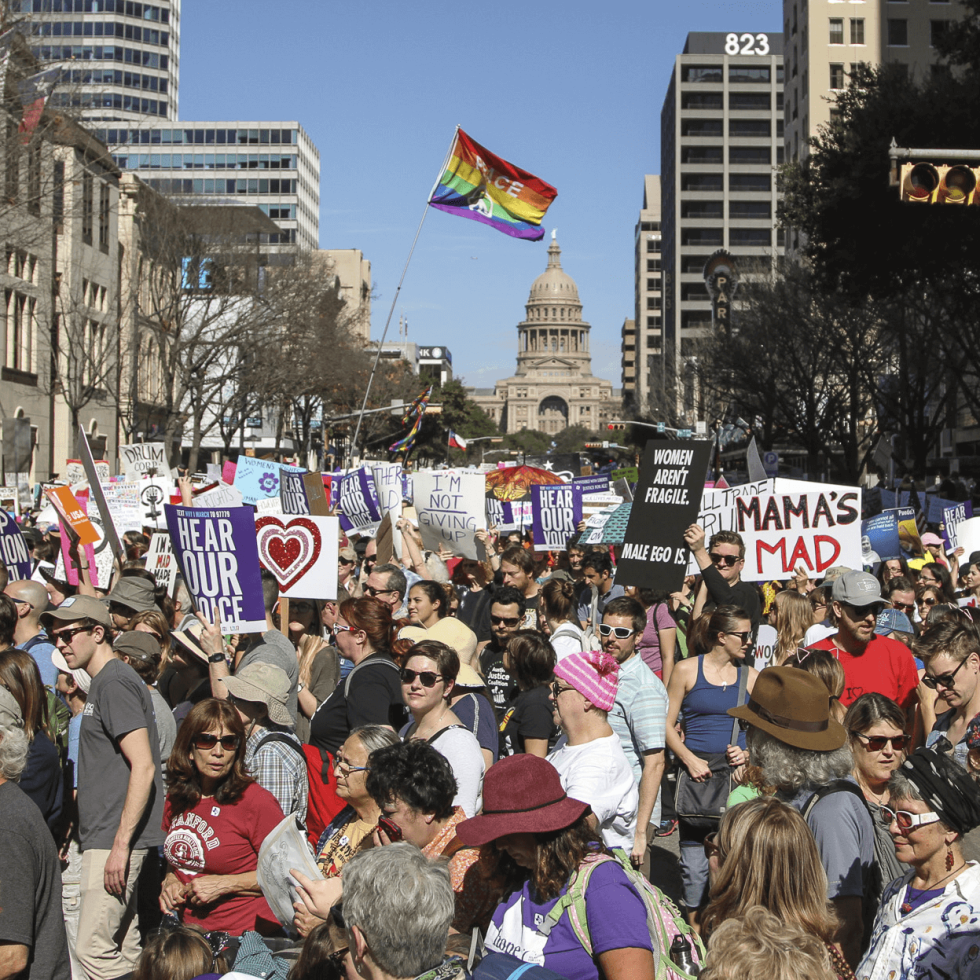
[2,507,980,980]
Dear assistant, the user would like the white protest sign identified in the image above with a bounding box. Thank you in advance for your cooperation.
[372,463,404,559]
[146,532,179,596]
[65,460,87,486]
[0,486,19,515]
[102,482,145,533]
[754,624,778,670]
[735,486,863,581]
[256,496,284,517]
[138,478,174,529]
[413,469,485,559]
[119,443,170,479]
[686,479,776,575]
[255,514,339,599]
[951,516,980,561]
[194,482,244,509]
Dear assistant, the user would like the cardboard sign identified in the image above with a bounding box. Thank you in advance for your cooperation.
[754,624,778,671]
[77,497,113,589]
[119,443,169,479]
[64,459,87,486]
[280,468,310,516]
[194,481,244,510]
[0,486,18,515]
[256,496,284,517]
[234,457,286,507]
[735,488,863,580]
[45,486,100,546]
[531,483,583,552]
[165,504,265,633]
[146,532,179,596]
[372,463,403,558]
[611,466,639,485]
[617,440,713,591]
[255,514,339,599]
[336,468,381,535]
[951,516,980,561]
[862,512,901,565]
[376,512,394,565]
[78,424,124,558]
[0,510,31,582]
[414,469,485,559]
[943,501,973,555]
[686,479,776,575]
[302,472,330,517]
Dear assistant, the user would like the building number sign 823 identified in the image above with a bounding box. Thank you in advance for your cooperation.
[726,33,770,55]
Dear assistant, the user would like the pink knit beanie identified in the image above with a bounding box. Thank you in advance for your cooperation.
[553,649,620,711]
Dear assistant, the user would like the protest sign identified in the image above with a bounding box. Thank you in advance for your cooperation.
[612,477,634,502]
[372,463,403,559]
[279,468,310,516]
[617,440,713,591]
[102,482,144,533]
[77,497,113,589]
[414,469,485,559]
[376,513,394,564]
[206,463,222,482]
[572,474,610,495]
[139,478,173,529]
[45,486,100,546]
[862,512,901,565]
[686,478,776,575]
[531,484,583,552]
[233,456,285,507]
[611,466,639,485]
[580,509,613,545]
[0,486,18,515]
[891,506,922,557]
[302,472,330,517]
[599,501,634,546]
[952,517,980,562]
[255,514,339,598]
[735,487,862,580]
[64,459,86,486]
[119,443,170,479]
[222,460,237,485]
[0,509,31,582]
[486,493,514,531]
[146,532,179,596]
[754,624,778,671]
[336,468,382,535]
[943,501,973,555]
[165,504,265,633]
[78,423,124,558]
[194,481,244,510]
[256,496,284,516]
[926,494,959,525]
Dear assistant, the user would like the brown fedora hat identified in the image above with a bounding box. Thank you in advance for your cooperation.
[728,665,846,751]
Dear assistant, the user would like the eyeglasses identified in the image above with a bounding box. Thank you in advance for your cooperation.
[400,668,445,687]
[551,681,575,699]
[843,603,880,619]
[892,601,915,614]
[52,625,94,644]
[726,631,753,644]
[363,585,397,598]
[880,806,941,832]
[491,615,520,627]
[918,596,938,607]
[334,756,370,775]
[192,733,240,750]
[709,553,740,567]
[338,558,355,566]
[598,623,635,639]
[850,731,911,752]
[703,831,724,860]
[922,656,970,690]
[332,623,354,635]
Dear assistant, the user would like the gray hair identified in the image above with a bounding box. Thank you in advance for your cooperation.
[350,725,401,757]
[747,727,854,795]
[888,771,925,806]
[423,554,450,584]
[374,564,407,601]
[342,843,453,978]
[0,724,30,781]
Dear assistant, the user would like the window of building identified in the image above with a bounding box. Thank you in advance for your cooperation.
[681,65,723,83]
[729,66,771,83]
[82,172,94,244]
[730,200,772,219]
[850,18,865,44]
[681,283,708,301]
[681,256,710,273]
[646,258,662,272]
[730,119,771,137]
[681,228,724,246]
[5,289,35,374]
[931,20,952,45]
[98,182,110,249]
[887,19,908,45]
[730,146,771,164]
[730,173,770,191]
[681,118,724,137]
[681,200,724,218]
[682,173,724,191]
[681,146,724,163]
[776,65,785,83]
[829,18,844,43]
[730,228,772,246]
[729,92,771,110]
[681,311,713,332]
[646,277,660,290]
[646,296,662,309]
[829,63,846,89]
[646,316,662,328]
[682,92,724,109]
[777,146,785,164]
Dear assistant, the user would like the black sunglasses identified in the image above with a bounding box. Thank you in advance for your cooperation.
[363,585,397,597]
[922,657,969,690]
[726,631,753,643]
[709,553,740,567]
[400,668,445,688]
[551,680,575,699]
[52,625,94,643]
[850,730,911,752]
[491,615,520,627]
[192,733,240,750]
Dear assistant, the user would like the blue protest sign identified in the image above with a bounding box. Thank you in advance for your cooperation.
[572,474,611,495]
[926,493,960,525]
[0,511,31,582]
[531,483,583,552]
[862,512,901,564]
[486,493,514,530]
[233,457,283,507]
[164,504,265,633]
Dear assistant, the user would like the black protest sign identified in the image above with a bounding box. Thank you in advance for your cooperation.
[616,439,713,592]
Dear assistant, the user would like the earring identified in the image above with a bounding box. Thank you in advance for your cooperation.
[946,843,954,872]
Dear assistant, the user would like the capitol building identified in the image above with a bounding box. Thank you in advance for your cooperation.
[470,237,620,435]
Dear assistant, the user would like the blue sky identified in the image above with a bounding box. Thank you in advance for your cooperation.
[180,0,782,393]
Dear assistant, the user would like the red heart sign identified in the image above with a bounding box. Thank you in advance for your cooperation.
[255,516,322,592]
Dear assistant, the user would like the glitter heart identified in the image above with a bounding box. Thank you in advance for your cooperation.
[255,517,322,592]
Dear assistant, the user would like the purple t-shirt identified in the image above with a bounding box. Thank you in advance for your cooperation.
[637,603,676,677]
[485,859,651,980]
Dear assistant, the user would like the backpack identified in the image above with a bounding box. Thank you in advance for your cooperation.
[538,851,705,980]
[343,655,409,730]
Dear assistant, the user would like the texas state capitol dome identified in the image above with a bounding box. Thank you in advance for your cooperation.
[470,237,619,435]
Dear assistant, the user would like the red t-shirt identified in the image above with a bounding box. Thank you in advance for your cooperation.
[163,781,284,935]
[811,634,919,710]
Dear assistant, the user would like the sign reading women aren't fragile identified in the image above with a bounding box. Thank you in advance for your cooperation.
[164,504,265,633]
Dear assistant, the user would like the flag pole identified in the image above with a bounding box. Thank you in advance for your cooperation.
[350,127,460,463]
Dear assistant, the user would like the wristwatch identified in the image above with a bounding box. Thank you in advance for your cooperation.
[208,653,225,664]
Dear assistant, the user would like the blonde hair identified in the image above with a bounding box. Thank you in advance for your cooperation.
[701,797,838,944]
[784,648,847,722]
[773,591,813,665]
[134,926,227,980]
[701,907,835,980]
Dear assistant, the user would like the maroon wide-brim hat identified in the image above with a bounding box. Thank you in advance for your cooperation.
[457,755,589,847]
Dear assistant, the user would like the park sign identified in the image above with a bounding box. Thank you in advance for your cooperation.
[617,440,713,592]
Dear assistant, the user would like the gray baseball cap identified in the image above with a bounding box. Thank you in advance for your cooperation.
[0,687,24,728]
[832,570,886,608]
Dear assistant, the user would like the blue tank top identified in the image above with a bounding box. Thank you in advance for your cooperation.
[682,656,748,754]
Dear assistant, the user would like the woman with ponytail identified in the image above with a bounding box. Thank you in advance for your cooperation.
[540,577,587,659]
[664,604,759,924]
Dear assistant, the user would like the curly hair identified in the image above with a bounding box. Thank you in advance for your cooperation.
[166,699,254,816]
[745,726,853,796]
[365,739,457,821]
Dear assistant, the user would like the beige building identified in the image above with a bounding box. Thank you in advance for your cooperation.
[317,249,372,343]
[471,238,619,435]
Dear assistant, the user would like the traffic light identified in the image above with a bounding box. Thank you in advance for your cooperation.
[584,442,604,449]
[900,162,979,204]
[607,423,627,431]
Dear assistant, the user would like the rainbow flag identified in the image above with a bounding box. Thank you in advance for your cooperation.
[428,129,557,241]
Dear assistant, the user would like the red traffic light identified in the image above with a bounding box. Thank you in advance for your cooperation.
[900,162,980,204]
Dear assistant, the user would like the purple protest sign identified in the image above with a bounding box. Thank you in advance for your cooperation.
[573,474,611,495]
[486,493,514,530]
[280,467,310,515]
[943,500,973,555]
[164,504,265,633]
[531,483,583,552]
[0,510,31,582]
[337,468,382,534]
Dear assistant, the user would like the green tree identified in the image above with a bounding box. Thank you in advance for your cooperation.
[551,424,603,454]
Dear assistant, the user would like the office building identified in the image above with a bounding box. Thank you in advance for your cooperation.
[13,0,181,122]
[91,121,320,248]
[660,31,785,421]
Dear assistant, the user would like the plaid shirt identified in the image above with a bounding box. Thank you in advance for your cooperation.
[244,725,308,827]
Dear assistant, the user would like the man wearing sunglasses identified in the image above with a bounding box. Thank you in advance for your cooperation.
[361,563,407,615]
[683,525,761,656]
[811,570,920,711]
[477,587,526,722]
[41,595,164,980]
[600,597,669,874]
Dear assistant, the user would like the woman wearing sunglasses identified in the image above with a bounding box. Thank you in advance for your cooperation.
[842,694,909,907]
[398,639,484,817]
[858,745,980,980]
[160,699,285,935]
